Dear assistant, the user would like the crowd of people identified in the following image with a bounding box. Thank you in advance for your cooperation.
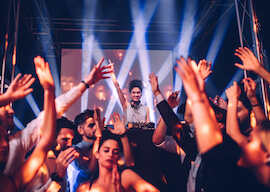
[0,46,269,192]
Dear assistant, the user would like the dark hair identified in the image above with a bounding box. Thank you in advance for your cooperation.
[74,109,94,127]
[56,117,76,135]
[128,79,143,93]
[98,130,123,152]
[90,130,123,182]
[239,94,252,112]
[209,101,227,125]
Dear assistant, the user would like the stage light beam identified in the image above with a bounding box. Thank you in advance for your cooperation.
[174,0,197,92]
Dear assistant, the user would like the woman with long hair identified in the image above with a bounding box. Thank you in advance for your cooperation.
[76,131,159,192]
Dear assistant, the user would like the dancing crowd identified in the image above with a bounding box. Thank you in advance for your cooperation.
[0,47,269,192]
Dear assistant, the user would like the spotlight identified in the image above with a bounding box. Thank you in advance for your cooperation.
[94,85,107,101]
[206,3,234,67]
[174,0,197,92]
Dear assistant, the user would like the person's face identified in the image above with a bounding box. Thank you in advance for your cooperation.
[130,87,142,102]
[0,126,9,166]
[238,130,268,169]
[0,105,15,132]
[55,128,74,151]
[237,101,249,124]
[96,139,120,169]
[79,117,96,140]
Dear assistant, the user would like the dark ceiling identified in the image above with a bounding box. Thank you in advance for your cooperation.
[0,0,270,129]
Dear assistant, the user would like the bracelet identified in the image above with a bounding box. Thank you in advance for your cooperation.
[81,80,90,88]
[119,132,127,138]
[251,103,260,107]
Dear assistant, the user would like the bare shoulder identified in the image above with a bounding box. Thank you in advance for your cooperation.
[121,168,136,177]
[121,169,160,192]
[76,181,90,192]
[121,169,141,188]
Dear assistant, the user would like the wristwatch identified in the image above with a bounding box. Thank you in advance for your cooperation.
[51,172,64,182]
[81,80,90,88]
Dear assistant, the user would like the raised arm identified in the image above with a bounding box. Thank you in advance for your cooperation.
[174,57,222,154]
[148,72,180,135]
[148,72,169,145]
[109,112,135,167]
[242,77,266,122]
[225,81,247,145]
[235,47,270,84]
[76,57,113,93]
[152,118,167,146]
[152,91,180,145]
[110,60,128,111]
[56,57,113,117]
[13,56,56,188]
[3,57,113,178]
[0,73,35,107]
[88,108,104,172]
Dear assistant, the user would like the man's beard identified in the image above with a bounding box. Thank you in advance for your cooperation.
[3,117,15,133]
[85,135,96,140]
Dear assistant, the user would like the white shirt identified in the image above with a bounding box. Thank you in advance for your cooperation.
[4,86,82,177]
[125,102,148,124]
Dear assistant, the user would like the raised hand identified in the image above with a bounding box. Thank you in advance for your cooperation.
[34,56,55,91]
[175,56,222,154]
[225,81,241,101]
[242,78,266,121]
[235,47,270,85]
[174,57,204,102]
[167,91,180,109]
[84,58,114,86]
[56,147,77,178]
[234,47,261,72]
[197,59,212,80]
[242,78,257,100]
[93,107,104,138]
[210,95,228,110]
[0,73,35,106]
[109,59,115,71]
[109,112,126,135]
[148,72,161,96]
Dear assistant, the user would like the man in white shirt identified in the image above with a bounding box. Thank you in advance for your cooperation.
[1,57,113,178]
